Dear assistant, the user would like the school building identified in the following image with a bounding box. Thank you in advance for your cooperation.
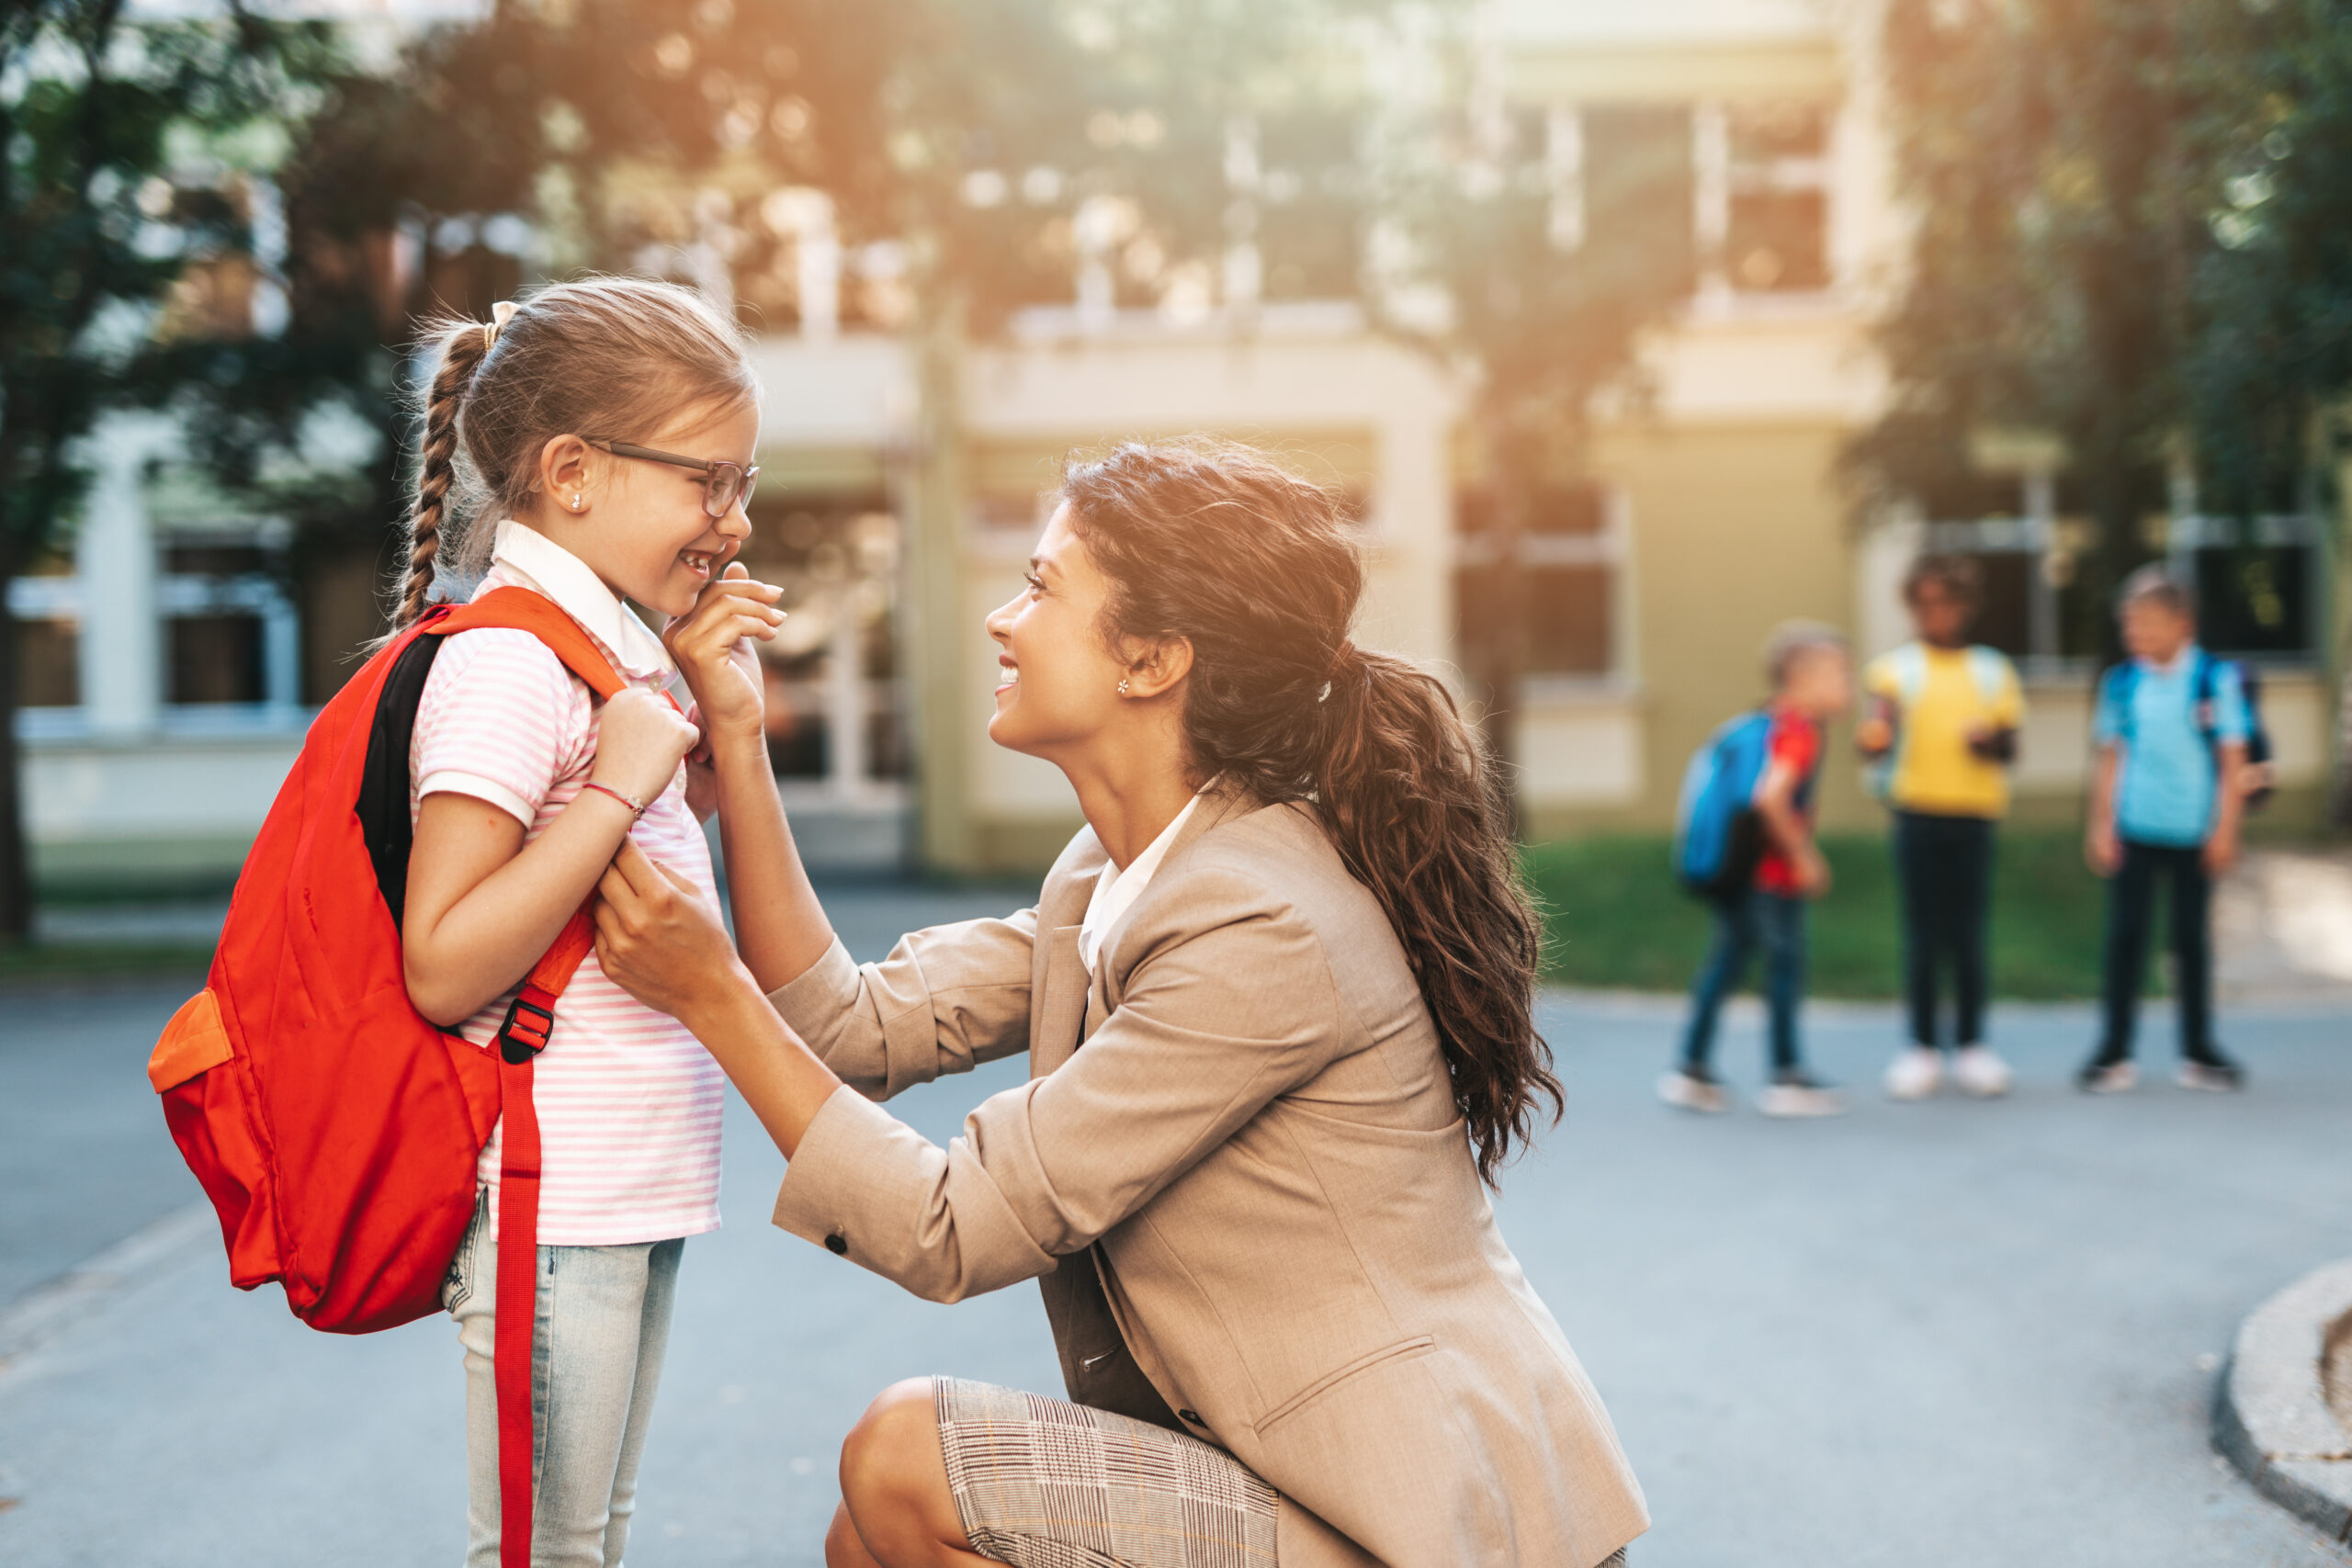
[16,0,2343,890]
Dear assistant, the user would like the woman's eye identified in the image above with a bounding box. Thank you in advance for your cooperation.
[1023,572,1045,595]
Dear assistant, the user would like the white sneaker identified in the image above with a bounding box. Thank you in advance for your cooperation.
[1758,1071,1847,1118]
[1657,1068,1731,1114]
[2076,1059,2137,1094]
[1883,1046,1943,1100]
[1951,1044,2015,1098]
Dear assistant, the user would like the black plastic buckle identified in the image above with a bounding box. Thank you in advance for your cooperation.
[498,995,554,1065]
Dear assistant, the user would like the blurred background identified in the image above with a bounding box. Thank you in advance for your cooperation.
[1,0,2347,987]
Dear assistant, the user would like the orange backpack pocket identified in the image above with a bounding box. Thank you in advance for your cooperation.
[151,989,281,1291]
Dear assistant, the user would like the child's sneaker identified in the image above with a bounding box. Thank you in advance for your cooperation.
[2177,1053,2245,1092]
[2075,1057,2137,1094]
[1883,1045,1942,1100]
[1657,1066,1732,1114]
[1951,1044,2015,1098]
[1758,1069,1846,1118]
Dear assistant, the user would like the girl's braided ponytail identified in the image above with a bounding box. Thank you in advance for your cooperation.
[393,321,491,630]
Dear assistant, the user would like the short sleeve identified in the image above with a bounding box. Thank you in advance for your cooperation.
[1769,713,1821,776]
[2211,663,2252,744]
[413,628,594,828]
[2091,670,2126,746]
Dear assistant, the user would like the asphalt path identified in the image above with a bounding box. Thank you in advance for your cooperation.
[2,913,2348,1567]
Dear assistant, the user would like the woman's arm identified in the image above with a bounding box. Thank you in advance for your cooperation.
[663,567,834,992]
[596,846,1342,1303]
[404,687,698,1025]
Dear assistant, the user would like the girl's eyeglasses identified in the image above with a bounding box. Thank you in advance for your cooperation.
[588,439,760,519]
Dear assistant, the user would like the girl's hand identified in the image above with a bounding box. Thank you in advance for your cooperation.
[665,564,784,747]
[592,688,701,805]
[594,840,744,1022]
[682,708,720,823]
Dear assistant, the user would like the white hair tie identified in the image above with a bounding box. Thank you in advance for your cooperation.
[482,299,517,351]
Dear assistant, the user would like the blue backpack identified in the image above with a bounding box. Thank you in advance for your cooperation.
[1673,709,1776,901]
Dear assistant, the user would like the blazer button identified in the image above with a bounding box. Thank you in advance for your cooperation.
[824,1232,848,1256]
[1178,1409,1204,1426]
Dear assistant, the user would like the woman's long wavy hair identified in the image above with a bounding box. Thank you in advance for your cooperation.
[1060,440,1560,1185]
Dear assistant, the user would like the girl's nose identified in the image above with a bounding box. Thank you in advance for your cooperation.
[716,502,751,541]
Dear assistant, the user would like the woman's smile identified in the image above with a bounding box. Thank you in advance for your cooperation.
[996,654,1020,696]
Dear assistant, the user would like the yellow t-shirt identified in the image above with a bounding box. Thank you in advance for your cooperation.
[1863,642,2025,818]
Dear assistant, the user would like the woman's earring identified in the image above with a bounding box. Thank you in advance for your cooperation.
[1117,677,1131,696]
[570,493,584,513]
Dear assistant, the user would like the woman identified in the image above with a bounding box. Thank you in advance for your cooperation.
[594,441,1647,1567]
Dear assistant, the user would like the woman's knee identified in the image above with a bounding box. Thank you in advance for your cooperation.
[839,1377,940,1508]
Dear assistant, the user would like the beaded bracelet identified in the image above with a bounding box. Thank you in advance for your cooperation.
[581,780,650,818]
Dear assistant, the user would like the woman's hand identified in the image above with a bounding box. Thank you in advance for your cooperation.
[592,688,701,805]
[665,564,784,749]
[594,840,749,1023]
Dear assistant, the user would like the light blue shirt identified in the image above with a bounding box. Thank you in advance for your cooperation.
[2092,646,2249,848]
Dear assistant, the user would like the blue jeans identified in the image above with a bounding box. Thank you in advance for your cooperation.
[444,1190,684,1568]
[1680,890,1807,1074]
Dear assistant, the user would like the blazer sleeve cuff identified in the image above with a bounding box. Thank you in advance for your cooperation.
[766,936,861,1039]
[773,1084,1057,1303]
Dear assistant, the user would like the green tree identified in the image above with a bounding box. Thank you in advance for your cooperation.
[0,2,336,943]
[1849,0,2216,656]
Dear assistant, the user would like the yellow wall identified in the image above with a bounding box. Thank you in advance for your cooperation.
[1524,417,1867,838]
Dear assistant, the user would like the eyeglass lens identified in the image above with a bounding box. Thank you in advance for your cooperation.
[705,465,755,517]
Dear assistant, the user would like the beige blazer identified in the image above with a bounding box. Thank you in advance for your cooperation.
[768,783,1648,1567]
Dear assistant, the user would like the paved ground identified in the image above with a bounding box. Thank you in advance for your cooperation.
[3,889,2350,1566]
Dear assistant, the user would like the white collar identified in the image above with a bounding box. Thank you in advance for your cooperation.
[1079,791,1206,976]
[2143,642,2199,679]
[481,520,674,682]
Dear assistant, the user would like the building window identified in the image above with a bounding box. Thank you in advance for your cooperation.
[10,558,82,709]
[1919,509,2324,668]
[158,536,300,712]
[735,499,909,801]
[1454,482,1626,682]
[1579,105,1697,297]
[1721,102,1832,293]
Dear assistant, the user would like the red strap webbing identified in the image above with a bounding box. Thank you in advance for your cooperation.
[493,908,597,1568]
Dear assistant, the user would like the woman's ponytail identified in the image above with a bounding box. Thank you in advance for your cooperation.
[1062,441,1561,1187]
[1313,645,1557,1186]
[394,321,490,630]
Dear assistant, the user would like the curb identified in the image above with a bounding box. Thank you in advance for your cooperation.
[2214,1258,2352,1549]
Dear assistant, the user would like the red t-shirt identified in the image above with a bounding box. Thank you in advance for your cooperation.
[1753,706,1824,896]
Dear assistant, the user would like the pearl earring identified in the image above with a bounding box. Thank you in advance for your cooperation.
[1117,677,1131,696]
[571,493,584,513]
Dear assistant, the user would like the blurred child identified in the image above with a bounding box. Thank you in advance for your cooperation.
[2080,567,2249,1093]
[1660,623,1852,1118]
[1856,556,2024,1101]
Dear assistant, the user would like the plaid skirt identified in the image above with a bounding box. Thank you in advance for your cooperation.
[933,1377,1630,1568]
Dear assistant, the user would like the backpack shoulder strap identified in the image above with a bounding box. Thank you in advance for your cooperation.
[1965,646,2009,705]
[2102,661,2137,744]
[424,585,631,702]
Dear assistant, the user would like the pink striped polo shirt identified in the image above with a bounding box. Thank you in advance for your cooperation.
[410,521,724,1247]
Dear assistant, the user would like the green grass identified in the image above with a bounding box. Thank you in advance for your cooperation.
[1524,830,2114,999]
[0,942,212,987]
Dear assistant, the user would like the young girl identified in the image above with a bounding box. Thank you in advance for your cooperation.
[390,276,778,1567]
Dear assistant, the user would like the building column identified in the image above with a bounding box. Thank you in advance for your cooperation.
[74,412,172,739]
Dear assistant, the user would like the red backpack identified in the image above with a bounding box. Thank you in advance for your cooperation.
[148,586,625,1568]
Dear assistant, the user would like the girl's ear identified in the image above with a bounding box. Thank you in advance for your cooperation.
[539,434,594,507]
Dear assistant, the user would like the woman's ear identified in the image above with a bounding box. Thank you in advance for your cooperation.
[539,434,594,512]
[1121,635,1193,701]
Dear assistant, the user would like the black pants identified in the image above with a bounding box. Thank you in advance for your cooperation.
[2097,839,2215,1061]
[1894,811,1993,1048]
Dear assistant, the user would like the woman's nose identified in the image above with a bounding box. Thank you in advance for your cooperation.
[985,597,1016,643]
